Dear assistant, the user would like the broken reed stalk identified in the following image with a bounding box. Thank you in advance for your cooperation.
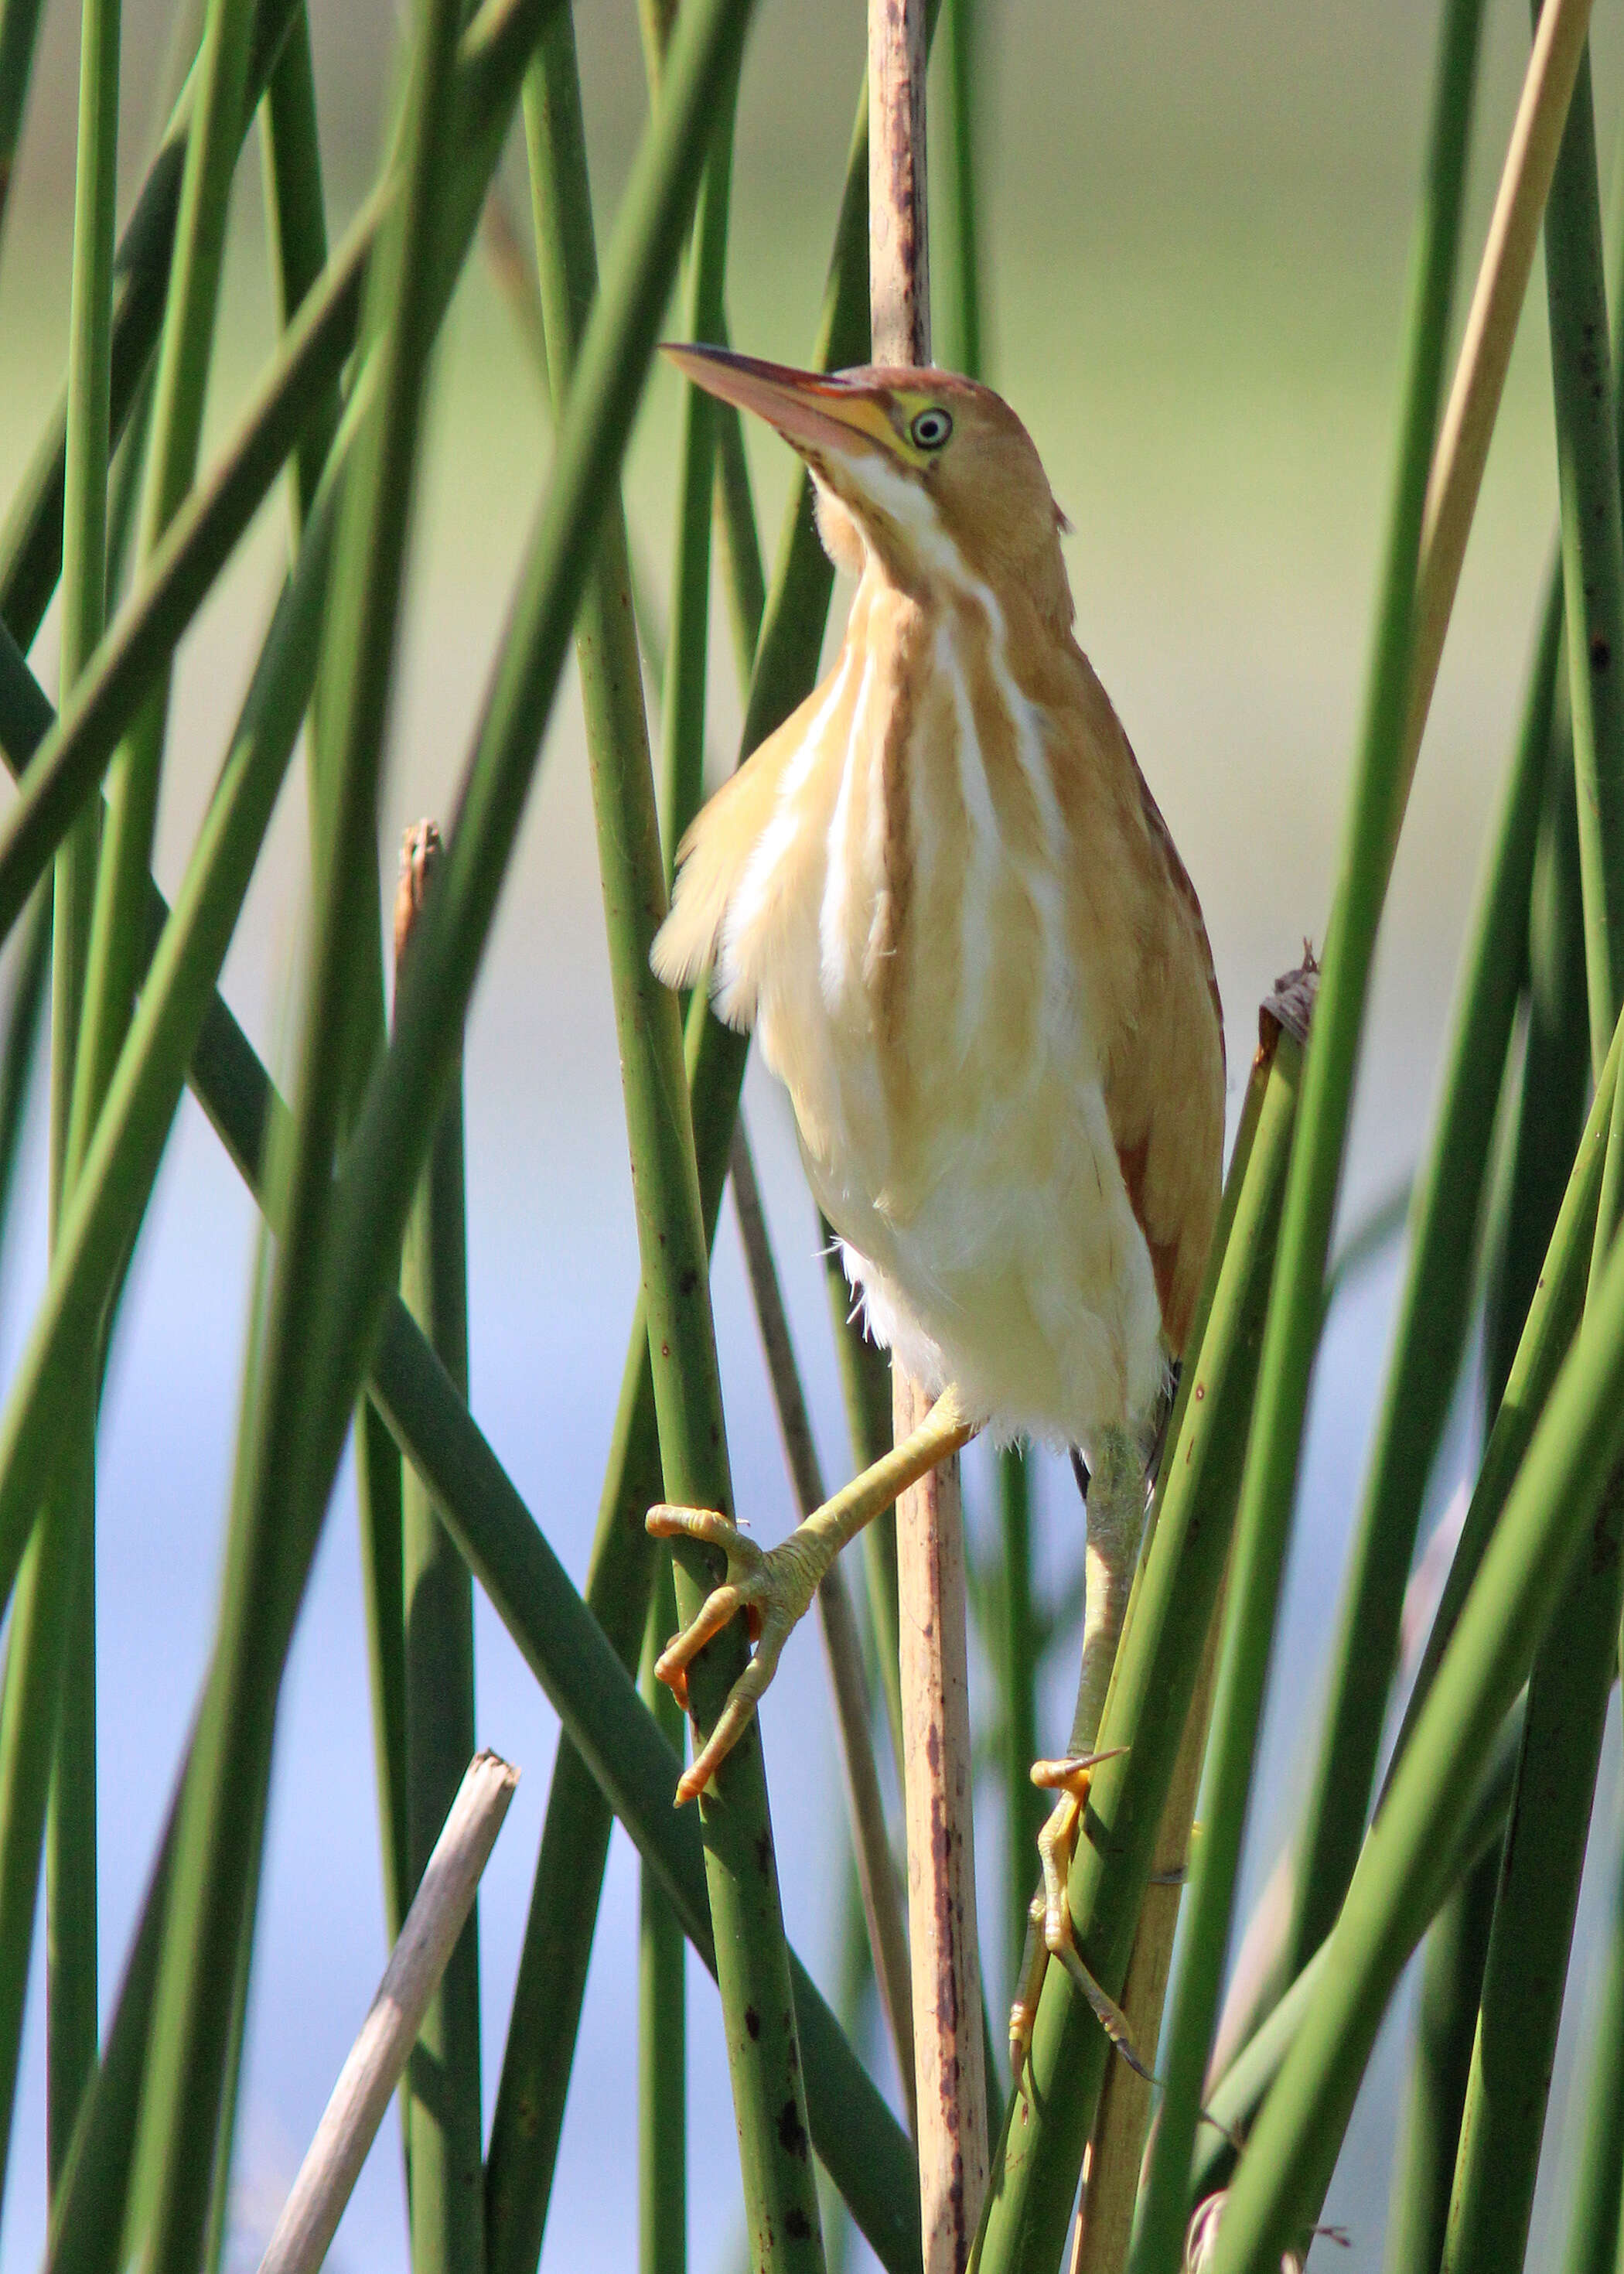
[869,0,989,2259]
[254,1752,517,2274]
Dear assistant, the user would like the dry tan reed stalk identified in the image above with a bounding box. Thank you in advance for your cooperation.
[1401,0,1595,818]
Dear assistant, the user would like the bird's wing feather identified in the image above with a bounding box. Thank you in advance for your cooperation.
[649,701,807,996]
[1107,760,1225,1358]
[1050,662,1226,1361]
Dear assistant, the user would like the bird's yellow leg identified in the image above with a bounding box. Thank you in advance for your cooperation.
[1008,1425,1151,2095]
[649,1384,977,1802]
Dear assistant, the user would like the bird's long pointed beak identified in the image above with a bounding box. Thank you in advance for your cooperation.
[662,343,899,463]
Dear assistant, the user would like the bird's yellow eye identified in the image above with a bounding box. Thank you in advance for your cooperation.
[909,406,953,450]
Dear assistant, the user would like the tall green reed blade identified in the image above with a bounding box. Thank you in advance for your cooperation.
[1127,0,1485,2253]
[260,10,341,533]
[485,62,879,2268]
[65,0,257,1170]
[820,1228,906,1787]
[0,750,921,2272]
[0,374,360,1679]
[0,0,119,2194]
[935,0,982,382]
[79,0,775,2257]
[1546,67,1624,1081]
[261,0,412,1959]
[1204,1139,1624,2272]
[0,0,564,943]
[972,993,1305,2274]
[523,15,822,2259]
[45,1766,183,2274]
[636,0,765,708]
[1278,557,1558,1995]
[394,831,483,2274]
[119,0,463,2245]
[1378,1777,1500,2274]
[0,0,45,245]
[640,1555,687,2274]
[1192,1695,1526,2213]
[1557,1790,1624,2274]
[0,0,301,649]
[637,66,743,2264]
[45,0,119,2181]
[657,47,742,868]
[0,889,49,1283]
[1430,58,1624,2259]
[362,1300,923,2274]
[1482,681,1588,1418]
[1386,1007,1619,1784]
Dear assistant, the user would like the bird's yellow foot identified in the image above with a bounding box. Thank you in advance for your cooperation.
[1008,1750,1150,2104]
[645,1504,827,1803]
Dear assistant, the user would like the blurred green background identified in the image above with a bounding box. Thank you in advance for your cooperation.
[2,1,1622,2266]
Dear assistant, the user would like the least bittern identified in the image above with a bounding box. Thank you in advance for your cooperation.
[647,346,1224,2077]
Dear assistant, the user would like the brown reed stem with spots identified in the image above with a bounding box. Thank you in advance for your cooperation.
[869,6,988,2259]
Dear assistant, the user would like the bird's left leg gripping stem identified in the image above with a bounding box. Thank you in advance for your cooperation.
[1011,1425,1151,2090]
[650,1383,977,1801]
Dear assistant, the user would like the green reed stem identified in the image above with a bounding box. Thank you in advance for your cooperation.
[1546,42,1624,1077]
[0,703,921,2274]
[483,53,879,2269]
[1433,1495,1622,2274]
[1438,84,1624,2231]
[821,1230,906,1790]
[0,0,299,649]
[998,1450,1040,1996]
[657,52,741,871]
[524,16,821,2258]
[973,1006,1301,2274]
[44,0,119,2184]
[634,3,764,710]
[394,840,482,2274]
[67,0,258,1193]
[1279,556,1557,1994]
[0,0,45,245]
[0,0,561,944]
[1192,1695,1523,2216]
[120,0,462,2243]
[935,0,982,380]
[1128,7,1485,2255]
[259,9,339,535]
[43,1764,181,2274]
[1557,1787,1624,2274]
[1482,684,1588,1418]
[1434,90,1624,2222]
[0,889,49,1282]
[1383,1007,1619,1790]
[640,1555,687,2274]
[0,386,354,1660]
[714,377,766,694]
[1205,1130,1624,2274]
[1384,1851,1500,2274]
[261,0,413,1992]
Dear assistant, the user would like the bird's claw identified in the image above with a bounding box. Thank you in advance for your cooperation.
[645,1503,818,1804]
[1008,1749,1148,2102]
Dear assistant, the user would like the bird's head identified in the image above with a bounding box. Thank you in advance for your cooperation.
[664,343,1073,625]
